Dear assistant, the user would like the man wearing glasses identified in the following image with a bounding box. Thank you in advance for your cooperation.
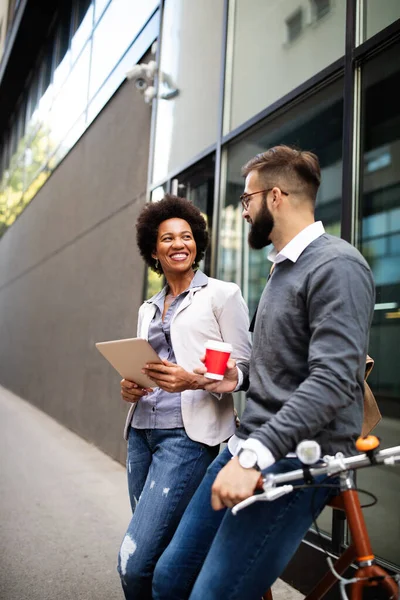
[152,145,375,599]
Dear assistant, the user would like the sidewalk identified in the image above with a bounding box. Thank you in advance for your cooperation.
[0,385,303,600]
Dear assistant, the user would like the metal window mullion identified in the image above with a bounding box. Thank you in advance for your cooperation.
[210,0,230,280]
[350,66,362,247]
[142,1,165,301]
[146,1,165,199]
[84,2,96,124]
[340,0,357,244]
[222,0,235,136]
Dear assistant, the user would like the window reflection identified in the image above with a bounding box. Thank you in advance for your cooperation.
[224,0,345,133]
[0,1,159,238]
[87,29,155,125]
[70,1,93,63]
[362,0,400,43]
[49,43,91,156]
[221,80,343,316]
[53,18,72,94]
[89,0,158,100]
[151,186,165,202]
[145,184,169,298]
[175,154,215,275]
[24,128,50,190]
[357,42,400,567]
[152,0,223,184]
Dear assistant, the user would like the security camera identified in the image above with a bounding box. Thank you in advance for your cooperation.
[126,59,179,104]
[126,64,150,87]
[134,77,148,91]
[127,62,157,83]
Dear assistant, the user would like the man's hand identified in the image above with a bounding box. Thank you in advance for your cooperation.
[120,379,152,403]
[211,456,261,510]
[194,356,239,394]
[142,360,201,393]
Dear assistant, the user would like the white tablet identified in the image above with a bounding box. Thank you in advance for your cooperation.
[95,338,162,389]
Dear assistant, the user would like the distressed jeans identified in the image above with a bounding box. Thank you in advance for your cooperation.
[117,427,219,600]
[152,446,336,600]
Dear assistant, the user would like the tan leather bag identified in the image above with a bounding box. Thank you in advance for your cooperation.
[362,355,382,437]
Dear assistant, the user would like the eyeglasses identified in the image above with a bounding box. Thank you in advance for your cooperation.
[240,187,289,210]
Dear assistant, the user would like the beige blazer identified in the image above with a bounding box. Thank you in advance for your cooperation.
[123,277,252,446]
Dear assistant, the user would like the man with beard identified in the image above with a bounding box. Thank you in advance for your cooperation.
[152,145,375,600]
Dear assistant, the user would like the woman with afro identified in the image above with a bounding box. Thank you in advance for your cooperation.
[117,195,251,599]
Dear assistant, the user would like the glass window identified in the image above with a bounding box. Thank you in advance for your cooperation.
[89,0,158,101]
[362,0,400,43]
[37,45,54,137]
[42,40,54,94]
[25,70,42,132]
[87,18,158,125]
[144,184,169,298]
[70,0,93,64]
[357,42,400,567]
[0,135,7,177]
[53,16,72,94]
[224,0,346,134]
[0,0,160,239]
[220,78,343,316]
[151,0,224,184]
[49,43,91,159]
[174,154,215,275]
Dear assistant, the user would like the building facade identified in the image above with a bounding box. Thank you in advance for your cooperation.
[0,0,399,592]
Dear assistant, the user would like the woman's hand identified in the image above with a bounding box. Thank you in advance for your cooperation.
[194,357,239,394]
[120,379,152,403]
[142,360,202,393]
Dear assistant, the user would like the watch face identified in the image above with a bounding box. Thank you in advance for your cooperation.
[239,449,257,469]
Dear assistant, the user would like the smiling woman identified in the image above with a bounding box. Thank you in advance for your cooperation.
[117,194,252,600]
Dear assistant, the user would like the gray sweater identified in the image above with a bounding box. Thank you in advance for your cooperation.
[236,234,375,459]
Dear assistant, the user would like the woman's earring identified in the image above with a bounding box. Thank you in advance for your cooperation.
[155,259,159,270]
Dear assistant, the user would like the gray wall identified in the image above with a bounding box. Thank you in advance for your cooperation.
[0,76,152,464]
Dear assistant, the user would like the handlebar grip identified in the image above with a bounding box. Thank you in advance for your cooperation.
[256,475,264,490]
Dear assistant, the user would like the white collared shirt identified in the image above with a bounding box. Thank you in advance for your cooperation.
[229,221,326,469]
[268,221,325,265]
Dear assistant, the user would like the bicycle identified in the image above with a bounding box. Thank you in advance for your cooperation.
[232,436,400,600]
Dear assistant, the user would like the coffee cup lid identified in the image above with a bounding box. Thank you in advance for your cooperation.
[205,340,232,353]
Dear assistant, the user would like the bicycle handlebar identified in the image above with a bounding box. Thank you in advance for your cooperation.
[232,444,400,515]
[268,444,400,485]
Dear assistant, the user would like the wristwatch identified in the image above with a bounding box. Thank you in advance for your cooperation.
[238,448,261,471]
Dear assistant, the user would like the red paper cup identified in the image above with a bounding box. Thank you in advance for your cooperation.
[204,340,233,380]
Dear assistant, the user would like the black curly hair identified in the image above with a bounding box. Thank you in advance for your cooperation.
[136,194,209,275]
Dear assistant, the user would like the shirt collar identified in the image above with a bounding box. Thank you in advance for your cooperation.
[148,269,208,305]
[268,221,325,265]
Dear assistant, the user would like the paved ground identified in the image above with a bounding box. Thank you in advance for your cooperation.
[0,385,303,600]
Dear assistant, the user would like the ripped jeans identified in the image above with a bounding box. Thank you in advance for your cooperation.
[117,427,219,600]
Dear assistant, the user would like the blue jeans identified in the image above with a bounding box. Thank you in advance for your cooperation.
[153,446,336,600]
[117,427,219,600]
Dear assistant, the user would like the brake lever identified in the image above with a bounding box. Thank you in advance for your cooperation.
[232,485,294,515]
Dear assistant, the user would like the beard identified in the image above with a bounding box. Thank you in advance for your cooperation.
[248,197,274,250]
